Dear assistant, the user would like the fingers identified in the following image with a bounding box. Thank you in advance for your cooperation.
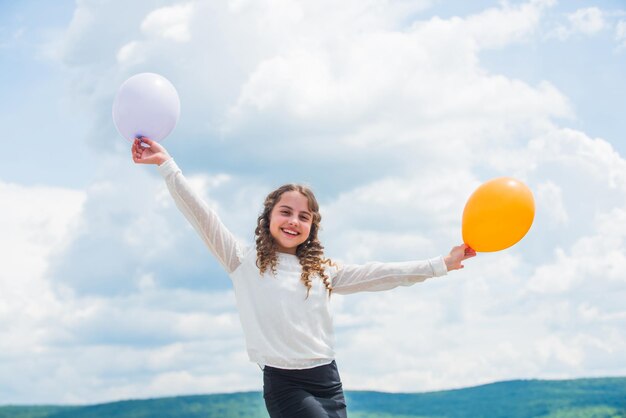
[136,136,156,147]
[131,139,146,164]
[131,140,138,162]
[464,247,476,258]
[459,243,476,258]
[447,244,476,270]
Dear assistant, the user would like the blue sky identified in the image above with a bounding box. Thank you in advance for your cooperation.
[1,0,626,405]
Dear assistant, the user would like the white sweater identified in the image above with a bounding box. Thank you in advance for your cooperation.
[157,159,448,369]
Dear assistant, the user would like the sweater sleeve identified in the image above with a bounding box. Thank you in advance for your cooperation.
[157,158,243,274]
[330,256,448,295]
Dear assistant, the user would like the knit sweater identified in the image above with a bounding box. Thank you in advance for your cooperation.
[158,158,448,369]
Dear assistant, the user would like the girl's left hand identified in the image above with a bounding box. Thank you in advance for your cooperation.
[444,244,476,271]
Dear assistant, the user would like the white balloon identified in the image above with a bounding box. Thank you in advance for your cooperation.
[112,73,180,142]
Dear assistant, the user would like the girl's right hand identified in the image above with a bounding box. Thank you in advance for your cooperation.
[132,137,171,165]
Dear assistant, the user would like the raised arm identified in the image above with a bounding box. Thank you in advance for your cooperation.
[331,244,476,295]
[132,137,243,274]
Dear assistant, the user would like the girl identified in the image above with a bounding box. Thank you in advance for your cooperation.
[132,137,476,418]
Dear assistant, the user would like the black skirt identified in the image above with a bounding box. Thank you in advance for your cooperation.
[263,360,348,418]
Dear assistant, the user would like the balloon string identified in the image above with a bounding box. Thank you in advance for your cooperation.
[136,136,150,148]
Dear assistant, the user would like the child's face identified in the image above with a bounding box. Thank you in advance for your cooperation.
[269,191,313,254]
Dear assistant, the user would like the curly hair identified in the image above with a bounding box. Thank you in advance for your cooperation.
[255,184,333,298]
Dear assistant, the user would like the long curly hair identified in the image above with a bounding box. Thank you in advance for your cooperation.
[255,184,333,298]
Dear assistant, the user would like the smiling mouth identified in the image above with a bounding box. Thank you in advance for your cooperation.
[281,228,300,237]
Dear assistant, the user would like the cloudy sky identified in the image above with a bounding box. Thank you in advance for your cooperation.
[1,0,626,405]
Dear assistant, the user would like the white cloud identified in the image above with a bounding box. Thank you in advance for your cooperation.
[141,3,195,42]
[0,181,83,399]
[116,40,140,64]
[528,206,626,294]
[0,26,25,49]
[326,121,626,392]
[535,335,584,368]
[0,173,265,404]
[548,6,607,41]
[0,181,84,332]
[568,7,605,35]
[45,155,260,296]
[334,217,626,391]
[461,0,557,49]
[5,0,626,404]
[321,166,476,263]
[225,4,571,170]
[535,181,568,225]
[615,19,626,48]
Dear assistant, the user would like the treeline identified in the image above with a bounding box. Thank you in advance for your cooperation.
[1,377,625,418]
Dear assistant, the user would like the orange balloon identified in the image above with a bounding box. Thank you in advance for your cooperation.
[462,177,535,252]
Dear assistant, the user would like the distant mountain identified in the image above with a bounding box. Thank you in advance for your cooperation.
[1,377,625,418]
[345,377,626,418]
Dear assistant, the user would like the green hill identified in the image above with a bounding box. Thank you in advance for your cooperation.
[1,377,624,418]
[345,377,626,418]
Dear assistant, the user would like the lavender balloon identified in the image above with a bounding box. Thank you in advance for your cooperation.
[112,73,180,142]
